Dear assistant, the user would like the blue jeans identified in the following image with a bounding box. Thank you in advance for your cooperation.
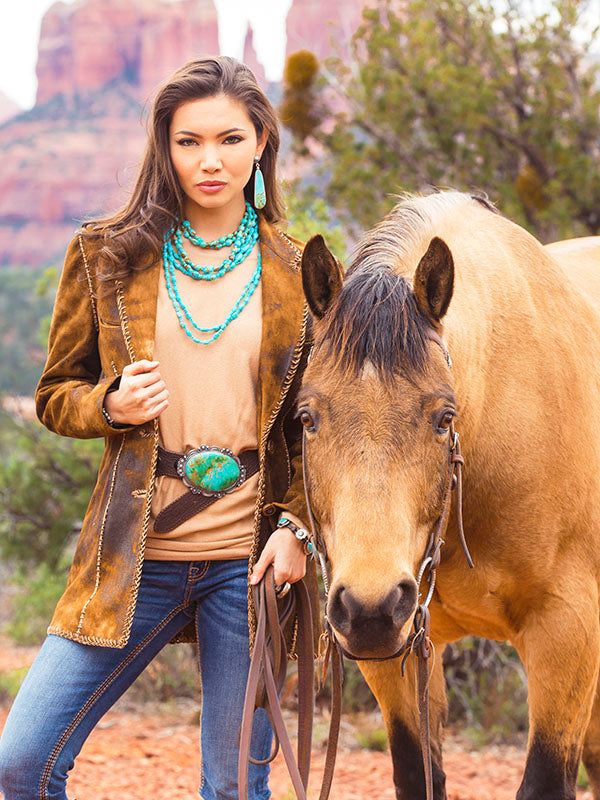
[0,558,273,800]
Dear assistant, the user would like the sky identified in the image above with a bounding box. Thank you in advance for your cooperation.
[0,0,293,110]
[1,0,598,110]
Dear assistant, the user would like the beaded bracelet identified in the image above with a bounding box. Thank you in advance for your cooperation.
[276,516,315,557]
[101,403,130,429]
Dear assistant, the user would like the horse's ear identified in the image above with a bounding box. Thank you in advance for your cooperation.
[301,234,343,319]
[413,237,454,323]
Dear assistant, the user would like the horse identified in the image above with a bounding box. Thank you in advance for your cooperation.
[297,191,600,800]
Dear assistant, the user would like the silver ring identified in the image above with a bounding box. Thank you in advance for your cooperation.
[274,581,291,598]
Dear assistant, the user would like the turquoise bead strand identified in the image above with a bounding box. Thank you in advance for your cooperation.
[161,201,262,345]
[162,244,262,345]
[164,201,258,282]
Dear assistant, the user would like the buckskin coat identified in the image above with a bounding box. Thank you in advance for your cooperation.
[35,215,321,657]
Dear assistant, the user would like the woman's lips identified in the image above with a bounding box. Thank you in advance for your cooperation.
[196,181,226,194]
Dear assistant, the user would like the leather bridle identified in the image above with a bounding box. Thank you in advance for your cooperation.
[238,331,474,800]
[300,330,474,800]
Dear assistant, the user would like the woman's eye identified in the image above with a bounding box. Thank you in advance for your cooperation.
[435,411,455,434]
[177,138,196,147]
[223,135,243,144]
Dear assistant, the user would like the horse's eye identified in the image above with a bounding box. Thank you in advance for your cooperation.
[301,411,314,428]
[435,410,455,434]
[299,410,316,432]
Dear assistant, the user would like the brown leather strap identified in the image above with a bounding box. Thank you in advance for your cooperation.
[238,565,342,800]
[153,447,259,533]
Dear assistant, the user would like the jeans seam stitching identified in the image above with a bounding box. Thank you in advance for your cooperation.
[185,562,210,604]
[194,609,205,794]
[38,600,189,800]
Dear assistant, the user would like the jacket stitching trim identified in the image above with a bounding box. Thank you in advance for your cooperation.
[247,302,309,659]
[280,417,292,487]
[39,600,190,800]
[112,279,159,648]
[121,422,159,645]
[114,279,137,362]
[273,227,302,271]
[77,235,99,333]
[75,432,126,635]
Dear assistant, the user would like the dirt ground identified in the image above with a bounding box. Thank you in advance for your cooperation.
[0,637,592,800]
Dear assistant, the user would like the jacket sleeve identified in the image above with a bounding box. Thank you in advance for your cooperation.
[34,235,138,439]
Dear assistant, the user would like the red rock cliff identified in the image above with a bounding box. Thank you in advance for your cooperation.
[0,0,365,268]
[36,0,220,106]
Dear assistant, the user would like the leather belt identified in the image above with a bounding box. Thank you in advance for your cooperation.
[152,445,259,533]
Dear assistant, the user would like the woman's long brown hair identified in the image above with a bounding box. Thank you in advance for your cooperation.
[79,56,285,289]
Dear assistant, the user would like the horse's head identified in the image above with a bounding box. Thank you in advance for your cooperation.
[299,233,457,660]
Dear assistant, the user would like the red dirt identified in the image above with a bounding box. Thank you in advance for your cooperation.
[0,703,592,799]
[0,636,592,799]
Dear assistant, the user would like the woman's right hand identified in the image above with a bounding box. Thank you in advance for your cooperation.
[104,359,169,425]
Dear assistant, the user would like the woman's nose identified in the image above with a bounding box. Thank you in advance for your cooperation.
[201,149,222,171]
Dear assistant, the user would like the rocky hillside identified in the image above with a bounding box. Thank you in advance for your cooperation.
[0,0,365,268]
[0,92,21,125]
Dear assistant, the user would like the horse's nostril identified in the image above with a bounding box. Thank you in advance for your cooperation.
[336,585,361,617]
[378,585,402,617]
[391,579,418,625]
[328,584,359,635]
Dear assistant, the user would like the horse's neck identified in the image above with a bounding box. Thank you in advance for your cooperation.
[437,219,600,463]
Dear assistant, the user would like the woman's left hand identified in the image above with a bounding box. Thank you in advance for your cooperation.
[250,529,307,587]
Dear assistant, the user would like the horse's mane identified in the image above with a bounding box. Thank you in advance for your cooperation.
[316,190,499,380]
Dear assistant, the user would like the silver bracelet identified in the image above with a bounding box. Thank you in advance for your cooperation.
[276,516,315,556]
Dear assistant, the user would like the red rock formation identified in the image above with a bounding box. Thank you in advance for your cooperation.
[0,0,361,268]
[0,92,21,125]
[36,0,220,107]
[139,0,221,102]
[242,26,266,86]
[0,84,150,266]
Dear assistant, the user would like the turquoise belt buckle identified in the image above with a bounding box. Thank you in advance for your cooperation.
[177,446,246,497]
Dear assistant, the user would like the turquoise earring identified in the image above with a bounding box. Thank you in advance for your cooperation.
[253,156,266,209]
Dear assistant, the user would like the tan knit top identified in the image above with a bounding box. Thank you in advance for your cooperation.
[144,242,262,560]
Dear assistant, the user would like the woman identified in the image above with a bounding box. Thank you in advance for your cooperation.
[0,56,321,800]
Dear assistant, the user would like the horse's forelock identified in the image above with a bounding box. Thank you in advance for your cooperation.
[315,266,431,380]
[313,191,500,380]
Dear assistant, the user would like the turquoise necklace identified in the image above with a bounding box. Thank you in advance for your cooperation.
[162,202,261,345]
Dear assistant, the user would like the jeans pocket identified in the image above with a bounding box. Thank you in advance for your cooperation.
[140,558,186,589]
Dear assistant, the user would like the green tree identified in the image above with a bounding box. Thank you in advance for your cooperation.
[279,50,324,156]
[0,266,57,395]
[295,0,600,241]
[0,410,102,571]
[285,184,348,261]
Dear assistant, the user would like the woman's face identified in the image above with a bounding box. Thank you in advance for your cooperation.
[169,93,267,213]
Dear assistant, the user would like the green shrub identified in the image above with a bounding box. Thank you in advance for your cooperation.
[4,562,67,645]
[356,727,388,752]
[126,644,199,703]
[0,667,29,702]
[578,763,589,789]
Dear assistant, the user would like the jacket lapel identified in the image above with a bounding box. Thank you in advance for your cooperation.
[120,216,306,440]
[118,252,161,363]
[256,216,306,441]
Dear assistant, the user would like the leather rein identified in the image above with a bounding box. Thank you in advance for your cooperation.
[239,331,473,800]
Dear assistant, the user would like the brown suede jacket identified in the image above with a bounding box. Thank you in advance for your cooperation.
[35,215,320,657]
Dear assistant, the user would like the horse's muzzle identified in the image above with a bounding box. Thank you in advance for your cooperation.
[327,578,418,659]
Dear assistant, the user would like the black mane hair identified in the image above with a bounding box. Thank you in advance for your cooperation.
[313,190,499,380]
[315,265,431,380]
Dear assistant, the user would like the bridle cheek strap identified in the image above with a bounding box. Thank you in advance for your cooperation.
[299,329,474,800]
